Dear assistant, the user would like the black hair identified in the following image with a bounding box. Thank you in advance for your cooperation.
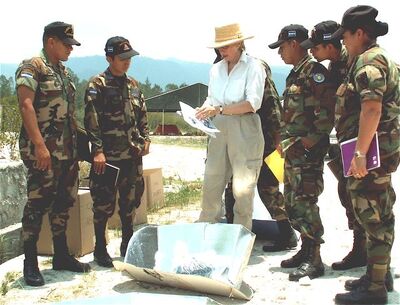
[322,39,342,49]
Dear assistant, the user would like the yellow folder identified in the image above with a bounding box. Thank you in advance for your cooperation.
[264,150,284,183]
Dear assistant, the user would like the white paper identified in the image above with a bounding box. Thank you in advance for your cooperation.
[179,102,220,138]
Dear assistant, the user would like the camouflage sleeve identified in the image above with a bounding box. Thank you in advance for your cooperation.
[137,89,150,142]
[354,64,386,103]
[15,58,41,92]
[307,63,336,144]
[259,63,282,149]
[84,78,104,153]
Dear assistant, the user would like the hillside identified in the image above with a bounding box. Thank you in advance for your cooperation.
[0,56,289,94]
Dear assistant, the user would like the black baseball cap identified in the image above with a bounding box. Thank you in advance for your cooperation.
[104,36,139,59]
[332,5,388,39]
[44,21,81,46]
[301,21,340,49]
[268,24,308,49]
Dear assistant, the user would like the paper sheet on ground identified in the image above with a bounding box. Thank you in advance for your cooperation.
[179,102,220,138]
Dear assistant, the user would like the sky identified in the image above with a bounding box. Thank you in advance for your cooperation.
[1,0,399,66]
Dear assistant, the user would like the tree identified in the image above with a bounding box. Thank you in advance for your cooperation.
[0,75,14,98]
[165,83,178,92]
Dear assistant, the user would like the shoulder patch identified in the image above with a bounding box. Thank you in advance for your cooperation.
[313,73,325,83]
[20,72,34,78]
[88,88,97,95]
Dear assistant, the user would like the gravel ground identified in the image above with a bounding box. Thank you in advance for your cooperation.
[0,143,399,305]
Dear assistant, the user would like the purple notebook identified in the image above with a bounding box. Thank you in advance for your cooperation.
[340,132,380,177]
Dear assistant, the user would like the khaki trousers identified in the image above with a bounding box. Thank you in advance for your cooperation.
[198,113,264,230]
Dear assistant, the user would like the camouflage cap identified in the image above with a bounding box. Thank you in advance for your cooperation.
[105,36,139,59]
[332,5,389,39]
[268,24,308,49]
[44,21,81,46]
[301,21,340,49]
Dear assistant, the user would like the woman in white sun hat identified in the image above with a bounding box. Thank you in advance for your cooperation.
[196,23,266,230]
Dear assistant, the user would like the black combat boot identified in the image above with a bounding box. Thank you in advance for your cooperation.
[52,234,91,272]
[263,220,298,252]
[335,265,388,304]
[280,238,308,268]
[23,240,45,286]
[332,230,367,270]
[120,218,134,257]
[345,270,394,292]
[94,222,113,268]
[289,239,324,281]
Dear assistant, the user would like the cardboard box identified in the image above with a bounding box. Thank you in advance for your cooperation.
[37,189,95,256]
[108,187,148,229]
[143,168,164,210]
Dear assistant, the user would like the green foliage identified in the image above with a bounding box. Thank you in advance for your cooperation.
[0,103,21,160]
[139,78,163,99]
[0,75,15,98]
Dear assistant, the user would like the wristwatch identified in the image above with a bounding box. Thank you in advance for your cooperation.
[354,150,366,158]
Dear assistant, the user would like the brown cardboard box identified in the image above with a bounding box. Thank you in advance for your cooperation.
[37,189,95,256]
[143,168,164,210]
[108,186,148,229]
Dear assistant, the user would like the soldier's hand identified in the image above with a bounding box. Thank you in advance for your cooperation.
[140,141,150,156]
[34,143,51,171]
[276,143,283,157]
[348,156,368,179]
[93,152,106,175]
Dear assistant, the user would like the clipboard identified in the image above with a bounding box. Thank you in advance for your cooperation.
[340,132,380,177]
[89,163,120,187]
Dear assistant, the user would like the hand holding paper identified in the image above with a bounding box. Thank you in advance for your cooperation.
[179,102,220,138]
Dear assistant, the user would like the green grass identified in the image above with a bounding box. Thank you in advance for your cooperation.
[150,136,207,149]
[0,271,21,296]
[147,177,203,225]
[163,177,203,208]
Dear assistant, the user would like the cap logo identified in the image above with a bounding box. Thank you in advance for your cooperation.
[107,46,114,52]
[323,33,332,40]
[121,42,130,51]
[287,30,296,38]
[64,26,74,38]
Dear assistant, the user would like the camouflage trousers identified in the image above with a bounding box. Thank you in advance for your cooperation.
[90,157,144,225]
[21,159,78,242]
[284,141,326,244]
[225,156,287,223]
[347,167,396,267]
[327,144,363,232]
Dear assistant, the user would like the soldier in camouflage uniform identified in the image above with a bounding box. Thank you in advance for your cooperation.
[301,21,368,271]
[15,22,90,287]
[84,36,150,267]
[224,59,297,251]
[331,6,399,305]
[268,24,336,281]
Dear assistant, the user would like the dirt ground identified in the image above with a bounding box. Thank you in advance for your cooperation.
[0,143,399,305]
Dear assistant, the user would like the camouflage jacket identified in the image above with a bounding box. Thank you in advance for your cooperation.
[15,49,77,160]
[84,68,150,161]
[256,59,282,155]
[282,55,336,147]
[329,47,349,89]
[335,44,400,172]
